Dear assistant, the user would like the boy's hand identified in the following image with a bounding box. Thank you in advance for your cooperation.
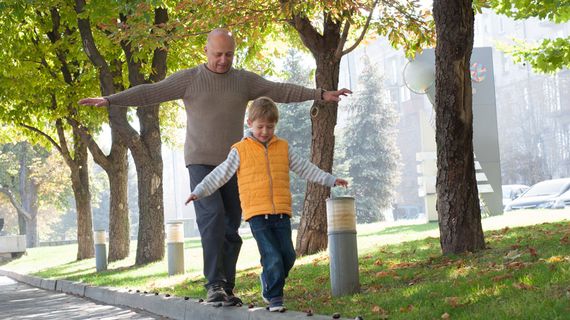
[334,178,348,188]
[185,194,198,205]
[78,97,109,107]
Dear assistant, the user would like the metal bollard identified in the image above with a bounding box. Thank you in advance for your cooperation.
[166,221,185,276]
[326,197,360,296]
[94,230,107,272]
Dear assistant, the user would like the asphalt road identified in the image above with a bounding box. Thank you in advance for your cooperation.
[0,276,164,319]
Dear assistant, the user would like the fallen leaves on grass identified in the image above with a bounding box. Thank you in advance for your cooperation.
[546,256,567,263]
[375,271,396,278]
[371,305,389,319]
[399,304,414,313]
[389,261,419,269]
[505,261,527,270]
[445,296,461,308]
[513,282,536,290]
[441,312,451,319]
[492,274,513,282]
[528,247,538,259]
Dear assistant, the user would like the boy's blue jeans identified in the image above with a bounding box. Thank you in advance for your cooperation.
[248,214,296,300]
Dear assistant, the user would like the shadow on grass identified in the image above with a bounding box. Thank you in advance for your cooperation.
[183,234,253,249]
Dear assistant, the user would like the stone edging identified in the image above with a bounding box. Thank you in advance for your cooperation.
[0,269,347,320]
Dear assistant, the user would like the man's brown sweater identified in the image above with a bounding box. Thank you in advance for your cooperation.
[106,64,321,166]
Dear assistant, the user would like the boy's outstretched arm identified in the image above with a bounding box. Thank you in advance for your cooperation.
[289,147,347,187]
[184,148,240,205]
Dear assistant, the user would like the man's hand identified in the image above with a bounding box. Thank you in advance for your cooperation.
[323,88,352,102]
[78,97,109,107]
[185,194,198,205]
[334,178,349,188]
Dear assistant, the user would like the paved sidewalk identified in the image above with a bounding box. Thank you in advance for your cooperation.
[0,276,161,319]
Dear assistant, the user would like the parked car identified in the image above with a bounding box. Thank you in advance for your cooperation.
[552,189,570,209]
[502,184,530,208]
[504,178,570,211]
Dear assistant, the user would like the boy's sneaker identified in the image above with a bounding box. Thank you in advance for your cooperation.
[268,296,286,312]
[259,274,269,303]
[206,284,228,303]
[223,289,243,306]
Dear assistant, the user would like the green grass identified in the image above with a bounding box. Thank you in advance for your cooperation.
[2,211,569,319]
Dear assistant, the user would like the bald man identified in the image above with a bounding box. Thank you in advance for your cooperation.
[79,28,351,305]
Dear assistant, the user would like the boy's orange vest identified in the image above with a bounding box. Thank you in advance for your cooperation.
[232,137,292,221]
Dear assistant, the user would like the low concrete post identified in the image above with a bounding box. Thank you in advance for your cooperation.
[94,230,107,272]
[326,197,360,296]
[166,221,184,275]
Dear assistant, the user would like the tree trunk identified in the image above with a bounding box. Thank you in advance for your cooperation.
[117,8,168,265]
[132,138,164,264]
[18,143,39,248]
[296,38,341,255]
[433,0,485,254]
[69,132,94,260]
[107,140,130,262]
[75,0,132,262]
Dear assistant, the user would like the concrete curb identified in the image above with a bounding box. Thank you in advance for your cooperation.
[0,268,351,319]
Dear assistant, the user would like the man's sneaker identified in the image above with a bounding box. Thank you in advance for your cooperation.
[206,285,228,303]
[268,296,286,312]
[259,274,269,303]
[223,289,243,306]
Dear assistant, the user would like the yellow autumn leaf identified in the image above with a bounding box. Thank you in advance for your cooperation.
[547,256,565,263]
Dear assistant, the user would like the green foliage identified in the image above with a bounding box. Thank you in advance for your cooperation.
[501,37,570,73]
[373,1,436,58]
[340,55,400,223]
[491,0,570,22]
[489,0,570,73]
[0,142,71,216]
[0,0,105,149]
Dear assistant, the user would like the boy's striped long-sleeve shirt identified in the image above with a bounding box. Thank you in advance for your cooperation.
[192,143,337,200]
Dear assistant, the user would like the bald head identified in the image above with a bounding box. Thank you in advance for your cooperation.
[207,28,235,45]
[205,28,235,74]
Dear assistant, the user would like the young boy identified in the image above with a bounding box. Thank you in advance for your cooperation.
[185,97,348,312]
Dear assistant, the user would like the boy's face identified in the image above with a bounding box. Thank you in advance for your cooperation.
[247,118,276,143]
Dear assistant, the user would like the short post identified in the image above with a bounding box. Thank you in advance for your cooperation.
[167,221,185,275]
[326,197,360,296]
[94,230,107,272]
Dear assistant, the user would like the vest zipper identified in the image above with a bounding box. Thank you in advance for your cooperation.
[264,146,277,215]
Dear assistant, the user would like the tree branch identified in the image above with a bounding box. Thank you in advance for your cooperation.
[19,123,62,155]
[75,0,115,95]
[55,118,75,170]
[0,186,32,220]
[341,0,379,56]
[66,116,110,170]
[335,21,351,60]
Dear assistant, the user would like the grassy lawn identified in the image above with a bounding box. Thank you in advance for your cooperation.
[1,210,569,319]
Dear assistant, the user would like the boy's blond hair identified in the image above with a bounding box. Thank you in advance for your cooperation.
[247,97,279,123]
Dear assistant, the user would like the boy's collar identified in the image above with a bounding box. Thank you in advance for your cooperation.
[244,130,278,145]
